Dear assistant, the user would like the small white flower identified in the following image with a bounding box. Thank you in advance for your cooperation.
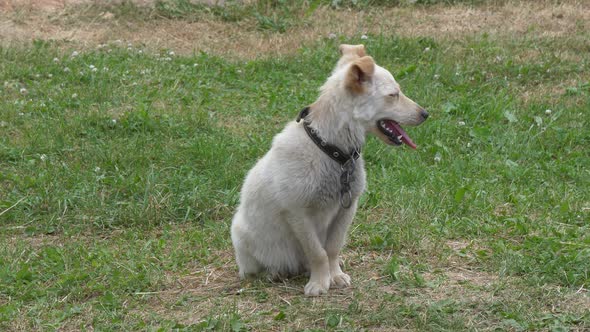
[91,67,98,72]
[111,119,117,124]
[360,34,368,40]
[72,93,78,98]
[40,154,47,161]
[103,67,109,72]
[127,43,133,47]
[495,55,503,62]
[193,63,198,67]
[455,72,460,76]
[53,57,59,63]
[164,57,172,61]
[328,33,337,39]
[94,166,101,173]
[127,47,132,51]
[424,47,430,52]
[458,121,466,126]
[434,74,440,79]
[236,69,242,74]
[19,112,25,116]
[20,88,28,95]
[64,67,71,72]
[168,51,175,56]
[0,121,6,127]
[115,39,122,44]
[71,51,79,57]
[434,153,442,163]
[467,142,472,148]
[545,109,552,115]
[138,50,143,54]
[107,49,112,53]
[89,65,96,69]
[35,74,41,78]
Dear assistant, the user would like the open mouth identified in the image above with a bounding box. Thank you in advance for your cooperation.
[377,119,417,149]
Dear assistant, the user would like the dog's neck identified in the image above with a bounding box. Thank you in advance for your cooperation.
[306,97,366,153]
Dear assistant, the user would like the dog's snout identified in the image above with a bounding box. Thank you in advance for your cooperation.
[420,109,429,120]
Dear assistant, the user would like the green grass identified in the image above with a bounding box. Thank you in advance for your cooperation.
[1,9,590,331]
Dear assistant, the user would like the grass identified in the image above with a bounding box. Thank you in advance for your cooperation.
[1,1,590,330]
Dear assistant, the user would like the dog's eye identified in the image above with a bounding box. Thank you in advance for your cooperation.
[388,92,399,99]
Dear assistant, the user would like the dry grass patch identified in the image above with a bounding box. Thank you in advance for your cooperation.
[516,78,583,104]
[132,249,360,329]
[1,1,589,58]
[3,231,66,251]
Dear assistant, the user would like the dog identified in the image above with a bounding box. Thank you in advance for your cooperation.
[231,44,428,296]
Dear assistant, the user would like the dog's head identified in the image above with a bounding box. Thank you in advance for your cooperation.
[334,44,429,149]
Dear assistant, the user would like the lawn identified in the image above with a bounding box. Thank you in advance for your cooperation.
[1,1,589,330]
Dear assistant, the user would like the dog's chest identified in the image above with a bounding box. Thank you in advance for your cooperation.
[307,160,366,208]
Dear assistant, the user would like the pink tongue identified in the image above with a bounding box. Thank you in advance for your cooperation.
[389,121,417,149]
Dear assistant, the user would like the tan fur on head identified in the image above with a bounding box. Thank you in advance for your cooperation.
[339,44,366,57]
[345,56,375,94]
[336,44,368,69]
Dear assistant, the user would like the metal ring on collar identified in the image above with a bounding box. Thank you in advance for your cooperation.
[340,190,352,209]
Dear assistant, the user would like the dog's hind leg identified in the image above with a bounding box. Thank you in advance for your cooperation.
[325,200,358,289]
[235,246,263,279]
[231,214,264,279]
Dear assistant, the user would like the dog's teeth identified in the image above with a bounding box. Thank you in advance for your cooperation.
[397,135,403,141]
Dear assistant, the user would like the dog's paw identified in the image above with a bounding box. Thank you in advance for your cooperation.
[330,272,351,289]
[304,279,330,296]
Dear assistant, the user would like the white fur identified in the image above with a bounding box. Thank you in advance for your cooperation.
[231,45,427,296]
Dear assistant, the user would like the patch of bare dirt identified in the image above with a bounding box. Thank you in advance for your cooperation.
[127,249,358,329]
[5,232,65,250]
[1,1,589,58]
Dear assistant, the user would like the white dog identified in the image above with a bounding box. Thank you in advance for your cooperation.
[231,44,429,296]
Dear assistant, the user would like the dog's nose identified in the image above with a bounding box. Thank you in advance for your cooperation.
[420,109,429,120]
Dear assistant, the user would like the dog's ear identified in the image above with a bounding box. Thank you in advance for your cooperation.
[345,56,375,94]
[336,45,368,69]
[339,44,367,58]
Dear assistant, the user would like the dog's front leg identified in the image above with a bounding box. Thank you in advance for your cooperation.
[288,214,331,296]
[325,200,358,289]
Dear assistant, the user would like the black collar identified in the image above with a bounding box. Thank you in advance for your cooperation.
[296,107,361,166]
